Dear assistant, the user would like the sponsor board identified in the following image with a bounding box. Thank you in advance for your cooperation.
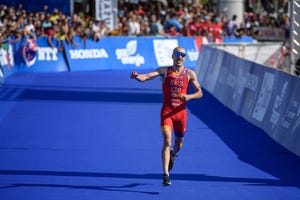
[251,72,275,122]
[66,36,199,71]
[0,67,3,84]
[1,36,199,75]
[0,43,14,68]
[22,39,39,67]
[195,45,300,157]
[115,40,145,67]
[95,0,117,31]
[153,39,178,66]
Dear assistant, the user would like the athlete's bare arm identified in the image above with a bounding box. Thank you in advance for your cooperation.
[178,69,203,102]
[188,69,203,98]
[131,67,168,82]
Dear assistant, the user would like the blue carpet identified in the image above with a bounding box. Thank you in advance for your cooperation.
[0,71,300,200]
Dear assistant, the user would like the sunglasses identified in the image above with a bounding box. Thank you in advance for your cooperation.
[174,51,186,58]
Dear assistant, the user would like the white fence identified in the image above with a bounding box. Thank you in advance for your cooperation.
[208,42,291,73]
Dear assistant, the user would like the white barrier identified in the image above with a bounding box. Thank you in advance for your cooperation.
[208,42,290,72]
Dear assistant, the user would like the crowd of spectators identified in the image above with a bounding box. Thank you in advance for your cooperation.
[0,0,290,50]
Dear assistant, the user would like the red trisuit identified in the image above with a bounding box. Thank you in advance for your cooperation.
[161,67,189,137]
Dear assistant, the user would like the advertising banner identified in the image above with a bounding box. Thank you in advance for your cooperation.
[0,66,3,84]
[213,52,237,105]
[65,36,199,72]
[249,70,275,125]
[0,36,200,80]
[65,37,154,71]
[0,43,15,77]
[288,80,300,154]
[229,58,253,114]
[222,36,253,43]
[261,71,295,137]
[20,37,69,72]
[0,37,68,78]
[196,45,224,93]
[95,0,117,32]
[255,27,286,41]
[195,45,300,157]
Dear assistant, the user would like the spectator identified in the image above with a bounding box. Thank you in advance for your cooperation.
[42,14,55,48]
[201,15,212,37]
[92,20,101,41]
[135,4,145,16]
[236,22,247,38]
[166,24,179,36]
[164,13,181,34]
[25,17,35,34]
[151,14,167,37]
[175,5,185,17]
[187,15,201,37]
[0,0,291,48]
[50,9,60,22]
[66,26,79,48]
[139,16,150,35]
[34,25,44,40]
[56,18,71,51]
[8,21,22,44]
[42,4,49,15]
[227,14,238,37]
[0,27,5,44]
[117,16,128,36]
[128,14,140,36]
[100,21,111,37]
[211,17,223,43]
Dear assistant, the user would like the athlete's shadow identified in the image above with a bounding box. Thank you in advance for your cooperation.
[0,170,294,188]
[0,85,163,103]
[0,182,159,195]
[187,89,300,188]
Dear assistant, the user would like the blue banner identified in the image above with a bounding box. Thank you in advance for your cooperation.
[0,37,69,78]
[0,36,216,80]
[0,35,255,80]
[65,36,199,71]
[222,36,253,43]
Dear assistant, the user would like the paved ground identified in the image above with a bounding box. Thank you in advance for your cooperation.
[0,71,299,200]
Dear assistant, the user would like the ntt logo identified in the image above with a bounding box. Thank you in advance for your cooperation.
[38,47,58,61]
[69,49,109,59]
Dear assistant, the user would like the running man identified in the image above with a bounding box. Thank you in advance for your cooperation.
[130,46,203,186]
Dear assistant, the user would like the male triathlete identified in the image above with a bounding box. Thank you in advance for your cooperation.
[131,46,203,186]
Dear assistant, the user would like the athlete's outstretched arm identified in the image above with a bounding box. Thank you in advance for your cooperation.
[130,67,167,82]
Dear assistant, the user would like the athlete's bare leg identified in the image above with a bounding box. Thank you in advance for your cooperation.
[172,136,184,156]
[161,127,172,175]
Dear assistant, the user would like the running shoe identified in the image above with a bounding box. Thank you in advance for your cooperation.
[162,173,171,186]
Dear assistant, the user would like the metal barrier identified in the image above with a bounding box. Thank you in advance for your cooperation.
[290,0,300,75]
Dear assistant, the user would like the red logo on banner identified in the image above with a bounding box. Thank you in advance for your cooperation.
[22,39,38,67]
